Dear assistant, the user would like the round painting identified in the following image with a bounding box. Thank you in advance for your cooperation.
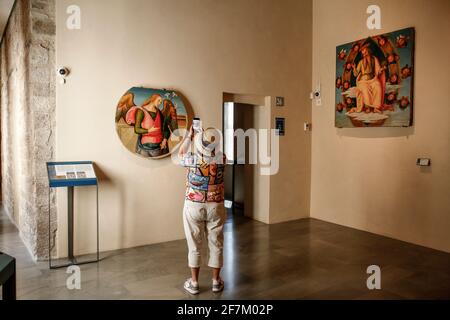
[115,87,189,159]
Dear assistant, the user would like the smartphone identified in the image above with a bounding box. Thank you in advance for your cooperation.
[193,118,202,133]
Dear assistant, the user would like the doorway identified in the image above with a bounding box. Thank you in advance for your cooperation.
[223,102,255,216]
[222,98,271,223]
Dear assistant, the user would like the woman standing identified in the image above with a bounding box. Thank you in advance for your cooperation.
[179,127,226,295]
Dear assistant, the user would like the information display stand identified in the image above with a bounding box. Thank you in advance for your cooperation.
[46,161,99,269]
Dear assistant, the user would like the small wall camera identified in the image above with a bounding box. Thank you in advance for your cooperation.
[313,90,321,99]
[57,67,70,77]
[57,67,70,84]
[310,82,322,106]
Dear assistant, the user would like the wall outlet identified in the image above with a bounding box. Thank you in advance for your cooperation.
[416,158,431,166]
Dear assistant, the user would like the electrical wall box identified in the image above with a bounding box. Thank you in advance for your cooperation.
[416,158,431,167]
[304,122,312,131]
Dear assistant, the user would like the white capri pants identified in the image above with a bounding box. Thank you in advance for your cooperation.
[183,200,226,268]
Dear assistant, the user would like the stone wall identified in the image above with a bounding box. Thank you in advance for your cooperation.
[0,0,56,260]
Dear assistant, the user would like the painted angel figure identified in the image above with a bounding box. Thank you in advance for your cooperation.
[338,48,347,60]
[125,94,171,158]
[162,99,179,134]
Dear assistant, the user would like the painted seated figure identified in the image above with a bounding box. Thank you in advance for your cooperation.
[349,43,386,114]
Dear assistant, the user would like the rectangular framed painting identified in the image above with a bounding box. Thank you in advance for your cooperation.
[335,27,414,128]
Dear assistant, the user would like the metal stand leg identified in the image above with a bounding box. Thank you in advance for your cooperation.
[48,187,52,269]
[68,186,75,263]
[96,184,100,262]
[48,184,99,269]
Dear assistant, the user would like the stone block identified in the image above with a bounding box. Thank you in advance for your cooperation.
[31,34,55,51]
[30,65,50,83]
[34,111,51,127]
[31,95,53,112]
[31,0,47,11]
[35,146,53,161]
[32,18,56,36]
[31,0,55,19]
[34,126,53,145]
[30,82,51,97]
[30,44,49,65]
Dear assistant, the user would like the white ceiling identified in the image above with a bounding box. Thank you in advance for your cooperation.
[0,0,15,40]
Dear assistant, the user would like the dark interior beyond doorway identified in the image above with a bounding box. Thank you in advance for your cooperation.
[223,102,258,217]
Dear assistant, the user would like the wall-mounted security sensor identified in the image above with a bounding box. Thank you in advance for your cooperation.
[57,67,70,84]
[304,122,312,131]
[310,90,321,100]
[416,158,431,167]
[313,90,321,99]
[310,83,322,106]
[57,67,70,77]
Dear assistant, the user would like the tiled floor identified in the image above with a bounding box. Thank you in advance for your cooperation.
[1,209,449,300]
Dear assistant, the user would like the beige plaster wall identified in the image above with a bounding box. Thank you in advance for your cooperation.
[55,0,312,255]
[311,0,450,252]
